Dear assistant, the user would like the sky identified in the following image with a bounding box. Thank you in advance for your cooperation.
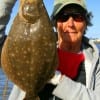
[6,0,100,39]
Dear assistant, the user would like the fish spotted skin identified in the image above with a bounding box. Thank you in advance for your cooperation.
[1,0,58,99]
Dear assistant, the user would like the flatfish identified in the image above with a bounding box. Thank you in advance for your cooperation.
[1,0,58,100]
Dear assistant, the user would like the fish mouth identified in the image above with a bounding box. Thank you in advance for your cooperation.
[22,2,40,22]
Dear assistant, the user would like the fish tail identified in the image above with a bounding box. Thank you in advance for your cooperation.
[23,94,40,100]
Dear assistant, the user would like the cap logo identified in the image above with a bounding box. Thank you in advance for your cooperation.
[77,0,81,2]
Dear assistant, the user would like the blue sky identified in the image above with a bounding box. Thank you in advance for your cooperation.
[6,0,100,39]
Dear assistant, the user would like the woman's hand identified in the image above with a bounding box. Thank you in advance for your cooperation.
[49,70,62,85]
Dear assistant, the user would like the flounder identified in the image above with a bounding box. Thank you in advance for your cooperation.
[1,0,58,100]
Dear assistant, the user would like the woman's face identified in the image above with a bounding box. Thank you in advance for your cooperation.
[56,8,86,44]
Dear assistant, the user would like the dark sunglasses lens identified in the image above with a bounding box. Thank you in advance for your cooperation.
[58,14,69,22]
[58,13,85,22]
[73,13,85,21]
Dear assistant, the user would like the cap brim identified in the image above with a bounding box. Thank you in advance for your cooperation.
[54,2,86,17]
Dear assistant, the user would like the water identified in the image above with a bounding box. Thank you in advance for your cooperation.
[96,43,100,50]
[0,44,100,100]
[0,68,13,100]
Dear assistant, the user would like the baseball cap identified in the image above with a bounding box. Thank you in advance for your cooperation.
[52,0,87,18]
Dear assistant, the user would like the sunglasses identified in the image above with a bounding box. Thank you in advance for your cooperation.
[57,13,85,22]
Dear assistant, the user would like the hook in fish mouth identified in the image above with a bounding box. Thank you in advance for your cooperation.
[22,2,40,22]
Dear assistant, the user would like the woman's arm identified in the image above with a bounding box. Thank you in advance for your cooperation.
[8,85,25,100]
[53,65,100,100]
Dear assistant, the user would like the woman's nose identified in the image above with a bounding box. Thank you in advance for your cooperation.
[65,17,74,27]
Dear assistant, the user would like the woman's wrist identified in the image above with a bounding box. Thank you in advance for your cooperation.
[49,70,63,85]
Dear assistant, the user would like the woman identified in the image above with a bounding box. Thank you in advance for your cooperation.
[49,0,100,100]
[7,0,100,100]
